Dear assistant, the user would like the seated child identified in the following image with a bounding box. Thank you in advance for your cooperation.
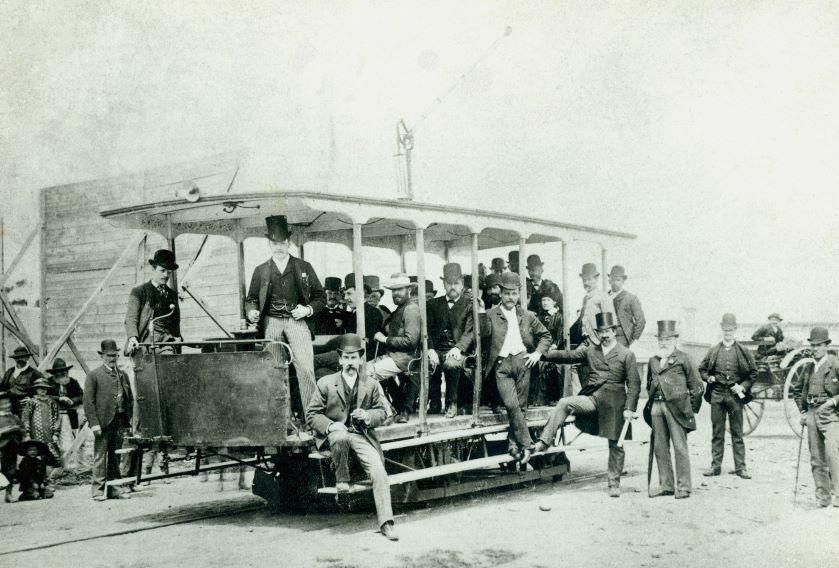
[17,440,51,500]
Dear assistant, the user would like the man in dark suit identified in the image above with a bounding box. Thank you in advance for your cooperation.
[751,312,784,359]
[47,358,84,458]
[1,346,45,416]
[643,321,704,499]
[428,263,475,418]
[698,313,757,479]
[84,339,133,501]
[124,249,182,356]
[314,277,349,335]
[607,265,646,347]
[476,272,551,463]
[525,254,562,314]
[535,312,641,497]
[246,215,326,418]
[306,334,397,541]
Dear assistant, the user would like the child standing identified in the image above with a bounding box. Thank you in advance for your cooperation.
[21,378,61,497]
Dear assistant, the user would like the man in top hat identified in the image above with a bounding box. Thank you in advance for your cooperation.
[698,313,757,479]
[535,312,641,497]
[643,321,703,499]
[1,346,46,417]
[476,272,551,463]
[365,275,391,322]
[428,263,475,418]
[306,334,397,540]
[124,249,182,357]
[490,258,505,276]
[525,254,562,315]
[84,339,133,501]
[314,277,349,335]
[751,313,785,360]
[47,358,84,459]
[370,273,422,423]
[246,215,326,420]
[793,326,839,507]
[607,266,646,347]
[576,263,615,347]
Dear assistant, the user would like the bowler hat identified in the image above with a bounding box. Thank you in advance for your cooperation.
[27,378,55,394]
[47,357,73,374]
[264,215,291,242]
[363,275,383,294]
[441,263,463,282]
[768,312,783,322]
[720,313,738,330]
[384,273,417,290]
[656,320,679,338]
[808,327,831,345]
[500,272,521,291]
[526,254,543,269]
[337,333,365,354]
[324,277,342,292]
[149,249,179,271]
[9,346,31,359]
[484,273,501,290]
[98,339,120,355]
[490,258,505,272]
[425,280,436,295]
[608,265,628,279]
[595,312,618,331]
[579,263,599,279]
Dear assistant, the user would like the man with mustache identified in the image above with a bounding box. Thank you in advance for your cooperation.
[306,334,397,541]
[313,277,349,335]
[607,265,646,347]
[124,249,182,356]
[576,263,615,347]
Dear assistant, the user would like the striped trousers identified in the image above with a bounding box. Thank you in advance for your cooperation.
[265,316,317,417]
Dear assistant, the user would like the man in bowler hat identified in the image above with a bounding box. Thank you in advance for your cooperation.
[124,249,182,356]
[607,265,646,347]
[535,312,640,497]
[1,346,46,416]
[84,340,133,500]
[525,254,562,314]
[644,321,703,498]
[246,216,326,422]
[575,263,615,347]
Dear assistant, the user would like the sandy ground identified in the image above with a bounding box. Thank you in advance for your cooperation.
[1,403,836,568]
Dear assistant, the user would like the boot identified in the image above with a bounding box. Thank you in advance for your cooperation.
[396,410,410,424]
[445,403,458,419]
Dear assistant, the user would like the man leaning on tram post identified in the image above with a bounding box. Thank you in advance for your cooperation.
[306,333,398,541]
[533,312,641,498]
[124,249,183,357]
[607,265,646,347]
[246,215,326,425]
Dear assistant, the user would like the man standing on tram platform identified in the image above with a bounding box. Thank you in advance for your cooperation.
[313,277,349,336]
[607,265,646,347]
[576,263,615,347]
[124,249,182,356]
[525,254,562,315]
[246,215,326,421]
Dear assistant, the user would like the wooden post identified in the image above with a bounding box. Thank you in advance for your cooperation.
[66,336,92,375]
[399,235,408,273]
[519,236,527,308]
[443,241,451,263]
[601,246,608,292]
[1,215,4,373]
[298,231,306,261]
[0,223,40,288]
[166,215,178,292]
[471,232,483,426]
[561,240,570,350]
[352,223,366,341]
[0,293,40,363]
[39,190,47,359]
[415,227,429,434]
[236,224,247,321]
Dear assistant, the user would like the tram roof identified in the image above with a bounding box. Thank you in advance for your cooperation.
[100,191,635,252]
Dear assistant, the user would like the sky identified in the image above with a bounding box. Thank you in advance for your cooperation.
[2,1,839,340]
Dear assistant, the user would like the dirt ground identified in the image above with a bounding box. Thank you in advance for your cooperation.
[1,403,836,568]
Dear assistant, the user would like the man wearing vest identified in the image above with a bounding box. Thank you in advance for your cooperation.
[607,265,646,347]
[0,347,46,417]
[246,215,326,421]
[124,249,182,356]
[793,326,839,507]
[84,340,133,501]
[698,313,757,479]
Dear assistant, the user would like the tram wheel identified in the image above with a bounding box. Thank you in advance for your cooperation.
[783,358,814,439]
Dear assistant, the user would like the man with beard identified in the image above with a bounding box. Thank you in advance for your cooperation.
[306,334,397,541]
[1,347,46,417]
[533,312,641,497]
[482,273,502,310]
[124,249,182,356]
[607,265,646,347]
[314,277,349,335]
[428,263,475,418]
[370,274,421,423]
[525,254,562,315]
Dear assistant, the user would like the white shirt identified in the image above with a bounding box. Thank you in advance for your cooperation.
[12,362,30,379]
[272,255,290,274]
[499,305,526,357]
[601,341,617,357]
[342,371,357,391]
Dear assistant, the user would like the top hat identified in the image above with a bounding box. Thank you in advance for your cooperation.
[768,312,783,322]
[484,273,502,290]
[720,313,738,330]
[98,339,120,355]
[336,333,365,354]
[264,215,291,242]
[324,277,342,292]
[27,378,55,393]
[343,274,372,295]
[595,312,618,331]
[424,280,436,295]
[500,272,521,291]
[441,263,463,282]
[579,263,600,279]
[808,326,831,345]
[656,320,679,338]
[608,265,628,279]
[47,357,73,374]
[526,254,543,269]
[149,249,179,271]
[9,346,31,359]
[363,275,383,294]
[490,258,505,272]
[462,274,474,289]
[384,273,417,290]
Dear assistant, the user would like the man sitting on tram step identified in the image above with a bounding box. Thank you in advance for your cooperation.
[313,277,349,336]
[525,254,562,315]
[607,265,646,347]
[369,273,422,424]
[246,215,326,424]
[698,313,756,479]
[643,320,704,499]
[124,249,182,356]
[751,312,784,360]
[428,263,475,418]
[313,273,384,378]
[306,334,398,541]
[478,272,551,464]
[534,312,640,498]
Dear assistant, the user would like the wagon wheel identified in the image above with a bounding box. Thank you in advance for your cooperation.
[782,357,814,438]
[742,385,766,436]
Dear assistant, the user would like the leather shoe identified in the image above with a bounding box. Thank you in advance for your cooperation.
[445,403,458,419]
[609,486,620,498]
[335,482,350,493]
[519,448,532,466]
[649,488,675,498]
[381,521,399,541]
[702,468,721,477]
[735,469,751,479]
[674,491,690,499]
[531,440,549,454]
[396,411,409,424]
[92,494,108,502]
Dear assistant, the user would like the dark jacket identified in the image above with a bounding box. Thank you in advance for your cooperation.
[527,278,562,314]
[384,299,422,371]
[477,305,552,378]
[427,295,474,353]
[83,365,134,430]
[643,349,704,431]
[751,324,784,357]
[53,377,84,429]
[610,289,646,345]
[793,354,839,412]
[0,366,45,415]
[245,256,326,338]
[318,304,384,361]
[537,309,564,348]
[125,281,182,345]
[546,342,641,440]
[698,341,757,403]
[314,305,351,335]
[306,371,389,457]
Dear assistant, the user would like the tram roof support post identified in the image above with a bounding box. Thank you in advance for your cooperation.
[561,240,570,350]
[471,232,483,427]
[236,221,247,321]
[352,223,366,343]
[601,245,608,293]
[415,227,429,435]
[166,214,178,293]
[519,236,528,309]
[399,234,408,273]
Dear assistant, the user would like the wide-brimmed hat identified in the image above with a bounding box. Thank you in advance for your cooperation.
[27,378,55,394]
[441,263,463,282]
[336,333,365,355]
[264,215,291,242]
[98,339,120,355]
[484,273,502,290]
[47,357,73,374]
[608,265,628,279]
[500,272,521,291]
[9,346,31,359]
[384,273,417,290]
[720,313,738,331]
[149,249,179,271]
[17,439,51,458]
[363,275,383,294]
[596,312,618,331]
[808,326,831,346]
[424,280,436,295]
[768,312,783,322]
[490,258,505,272]
[324,277,342,292]
[579,263,599,279]
[656,320,679,339]
[526,254,543,269]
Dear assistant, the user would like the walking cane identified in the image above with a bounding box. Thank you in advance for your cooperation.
[793,422,806,508]
[647,429,656,495]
